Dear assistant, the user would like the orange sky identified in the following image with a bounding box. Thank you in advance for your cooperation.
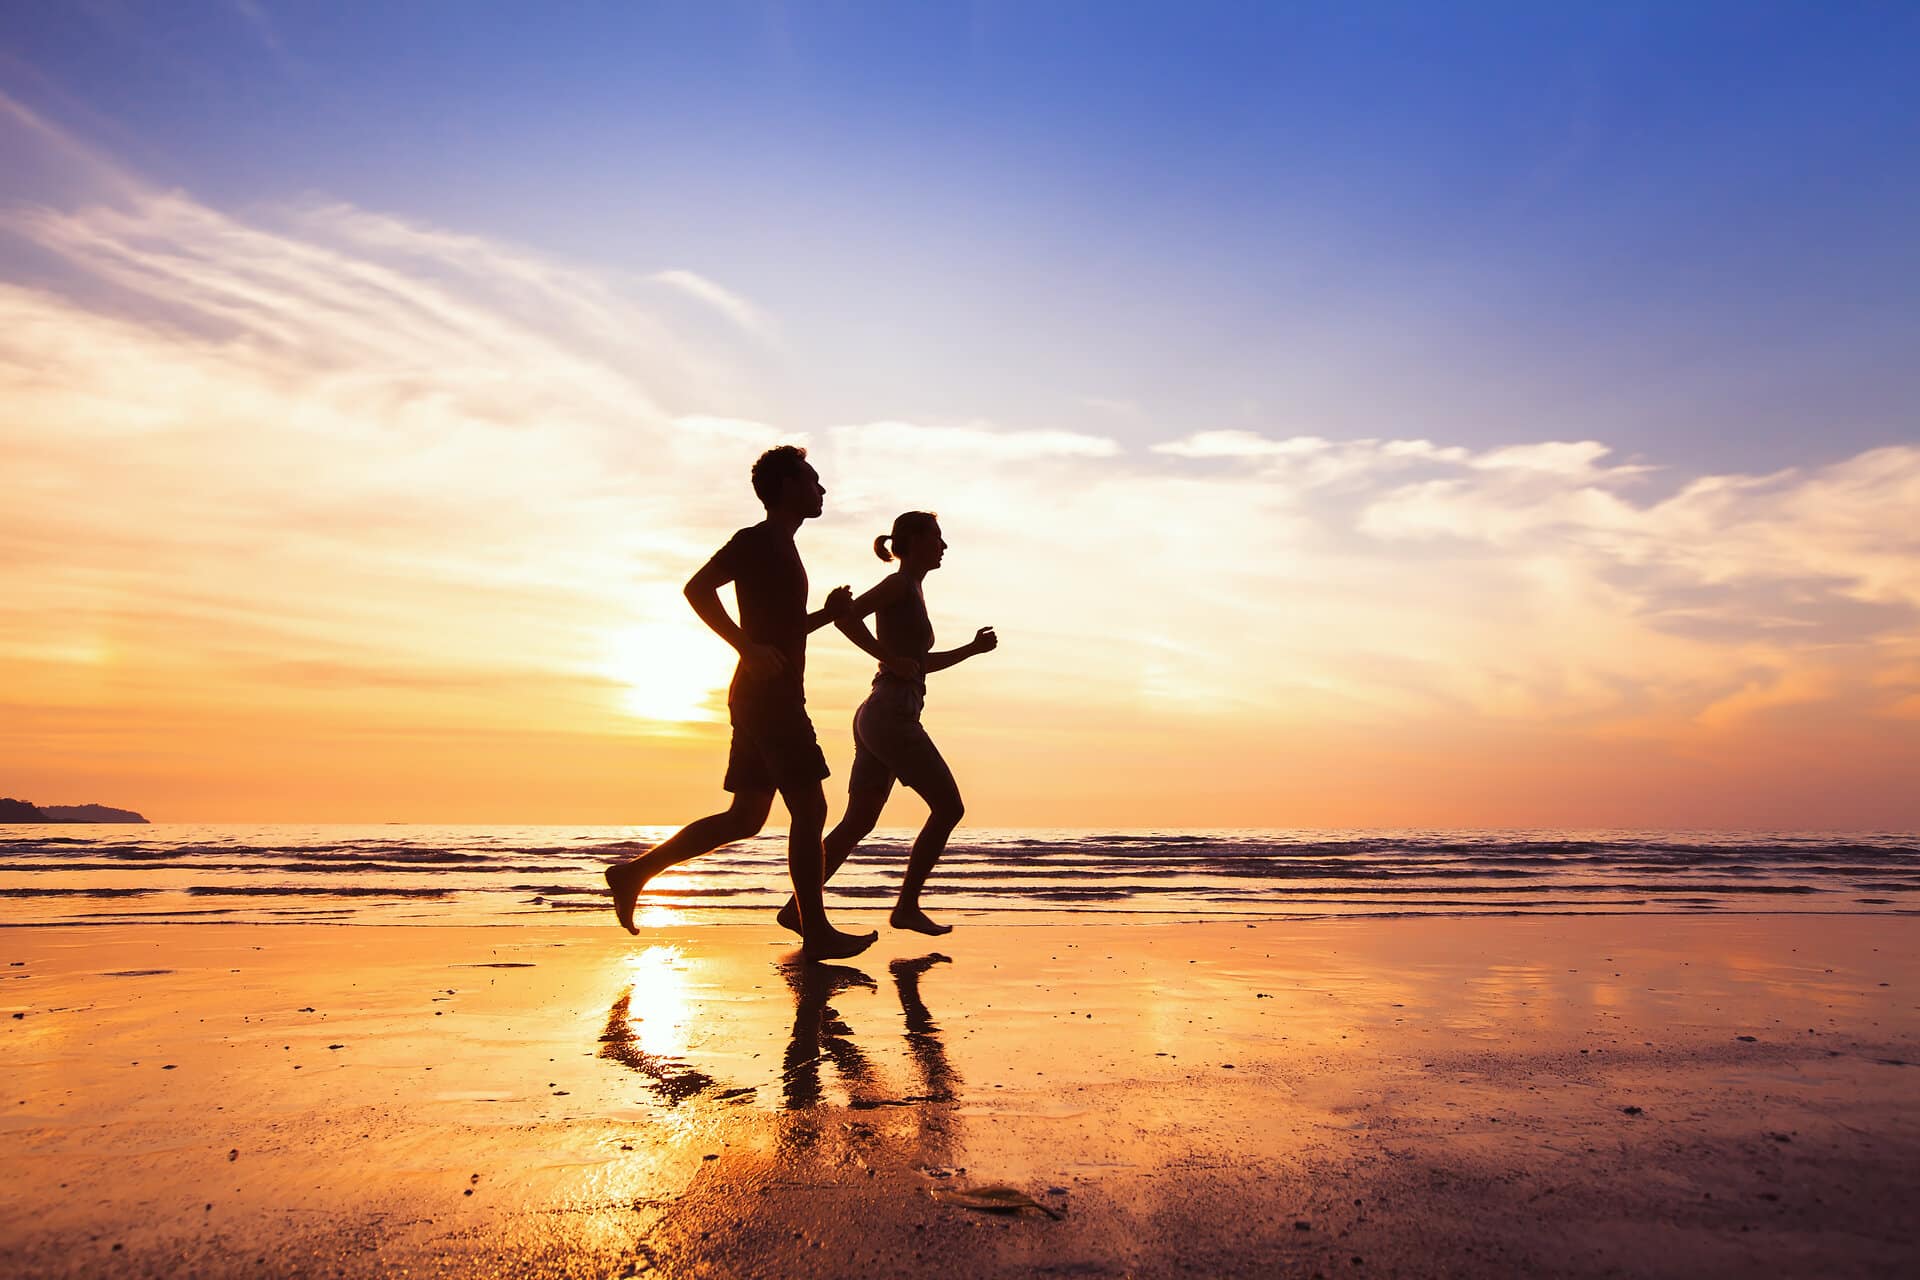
[3,98,1917,828]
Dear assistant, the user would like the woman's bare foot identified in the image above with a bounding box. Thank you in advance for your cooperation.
[604,856,664,935]
[889,905,952,936]
[775,896,803,937]
[801,926,879,961]
[888,952,952,979]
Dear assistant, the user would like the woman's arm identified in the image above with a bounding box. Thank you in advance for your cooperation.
[921,626,997,674]
[834,577,920,677]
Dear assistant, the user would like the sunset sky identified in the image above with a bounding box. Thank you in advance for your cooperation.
[3,3,1916,827]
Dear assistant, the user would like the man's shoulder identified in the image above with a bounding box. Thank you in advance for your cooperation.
[720,521,797,561]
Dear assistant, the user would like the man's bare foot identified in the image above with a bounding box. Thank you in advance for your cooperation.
[801,927,879,961]
[890,905,952,936]
[778,958,877,997]
[775,896,803,937]
[604,857,662,935]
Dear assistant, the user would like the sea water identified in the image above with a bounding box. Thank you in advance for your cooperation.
[3,825,1916,926]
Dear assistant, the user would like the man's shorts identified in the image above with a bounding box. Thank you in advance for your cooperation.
[723,696,830,796]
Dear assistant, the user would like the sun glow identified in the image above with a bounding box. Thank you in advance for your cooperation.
[600,623,733,724]
[620,945,699,1057]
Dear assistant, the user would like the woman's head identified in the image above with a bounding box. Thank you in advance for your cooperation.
[873,510,944,570]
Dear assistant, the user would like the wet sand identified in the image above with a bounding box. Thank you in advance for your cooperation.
[3,914,1916,1278]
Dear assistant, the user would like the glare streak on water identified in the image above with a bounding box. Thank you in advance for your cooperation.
[0,824,1916,926]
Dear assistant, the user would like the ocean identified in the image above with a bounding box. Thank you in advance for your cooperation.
[2,825,1916,927]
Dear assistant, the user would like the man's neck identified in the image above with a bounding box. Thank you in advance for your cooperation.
[762,510,805,538]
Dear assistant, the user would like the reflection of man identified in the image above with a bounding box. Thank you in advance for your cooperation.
[605,445,876,960]
[781,962,878,1111]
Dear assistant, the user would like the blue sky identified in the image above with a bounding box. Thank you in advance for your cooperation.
[5,1,1916,474]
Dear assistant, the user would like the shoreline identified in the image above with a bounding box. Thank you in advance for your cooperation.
[4,915,1917,1277]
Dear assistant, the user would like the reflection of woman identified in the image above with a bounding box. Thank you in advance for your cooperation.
[781,512,996,937]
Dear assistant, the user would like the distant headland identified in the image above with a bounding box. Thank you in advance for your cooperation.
[0,798,149,824]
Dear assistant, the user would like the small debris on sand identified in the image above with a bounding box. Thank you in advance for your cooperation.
[930,1185,1063,1220]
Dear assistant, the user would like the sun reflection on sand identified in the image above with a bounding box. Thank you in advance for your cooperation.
[635,904,683,930]
[618,945,698,1057]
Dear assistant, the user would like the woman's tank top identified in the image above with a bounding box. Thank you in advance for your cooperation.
[874,583,933,691]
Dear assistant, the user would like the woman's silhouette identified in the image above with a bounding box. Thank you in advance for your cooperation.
[779,512,995,937]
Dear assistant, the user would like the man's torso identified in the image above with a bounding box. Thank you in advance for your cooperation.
[717,523,808,707]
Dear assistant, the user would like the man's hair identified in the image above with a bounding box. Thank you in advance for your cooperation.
[751,444,811,509]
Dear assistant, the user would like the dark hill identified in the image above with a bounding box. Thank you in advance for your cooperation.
[40,804,149,823]
[0,798,150,823]
[0,797,46,822]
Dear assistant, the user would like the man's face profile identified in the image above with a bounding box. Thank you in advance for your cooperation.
[786,463,825,519]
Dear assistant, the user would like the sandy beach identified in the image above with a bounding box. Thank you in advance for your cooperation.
[3,914,1916,1278]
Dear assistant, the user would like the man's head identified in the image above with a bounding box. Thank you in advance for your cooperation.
[751,445,825,519]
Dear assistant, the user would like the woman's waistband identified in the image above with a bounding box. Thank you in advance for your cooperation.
[869,669,927,696]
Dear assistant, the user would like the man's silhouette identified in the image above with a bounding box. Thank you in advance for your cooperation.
[605,445,876,960]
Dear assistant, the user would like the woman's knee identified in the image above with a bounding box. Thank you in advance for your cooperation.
[837,811,881,844]
[928,793,964,828]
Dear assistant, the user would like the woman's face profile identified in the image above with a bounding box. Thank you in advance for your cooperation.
[906,521,946,572]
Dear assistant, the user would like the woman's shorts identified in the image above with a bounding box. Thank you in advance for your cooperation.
[848,678,953,799]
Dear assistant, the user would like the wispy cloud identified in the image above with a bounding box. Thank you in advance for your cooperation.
[835,420,1120,461]
[649,268,776,340]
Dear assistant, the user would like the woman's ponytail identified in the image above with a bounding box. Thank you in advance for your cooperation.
[874,534,894,562]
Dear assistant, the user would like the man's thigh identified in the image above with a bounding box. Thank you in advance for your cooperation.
[727,699,830,797]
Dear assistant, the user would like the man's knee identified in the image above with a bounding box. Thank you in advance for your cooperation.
[930,793,964,827]
[725,791,773,837]
[783,785,828,829]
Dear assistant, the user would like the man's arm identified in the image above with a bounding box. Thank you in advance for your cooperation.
[806,585,854,633]
[685,558,785,677]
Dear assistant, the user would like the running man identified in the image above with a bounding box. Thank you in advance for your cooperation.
[606,445,877,960]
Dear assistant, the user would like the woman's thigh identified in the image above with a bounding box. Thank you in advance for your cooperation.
[855,694,958,811]
[889,722,959,812]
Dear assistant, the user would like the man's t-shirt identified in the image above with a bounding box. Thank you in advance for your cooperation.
[703,523,808,708]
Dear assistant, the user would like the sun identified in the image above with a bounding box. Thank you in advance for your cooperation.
[600,623,734,723]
